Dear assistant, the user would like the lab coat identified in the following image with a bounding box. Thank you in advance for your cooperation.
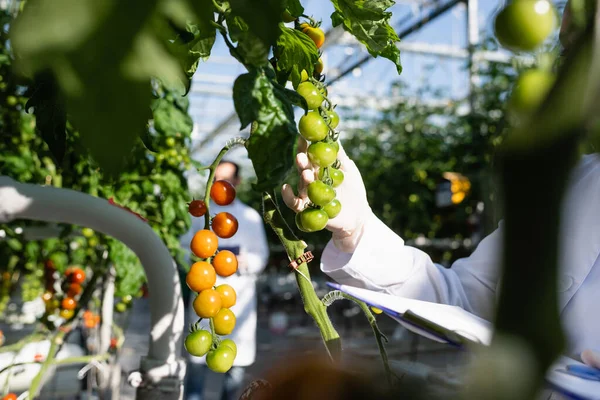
[180,199,269,367]
[321,153,600,359]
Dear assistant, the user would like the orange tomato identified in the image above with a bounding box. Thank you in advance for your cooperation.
[301,23,325,48]
[212,212,238,239]
[212,250,238,277]
[193,289,222,318]
[68,268,86,284]
[186,261,217,292]
[67,283,82,297]
[210,180,236,206]
[84,318,96,329]
[216,284,237,309]
[61,297,77,310]
[190,229,219,259]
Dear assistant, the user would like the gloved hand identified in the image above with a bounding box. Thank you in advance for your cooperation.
[281,138,371,253]
[581,349,600,368]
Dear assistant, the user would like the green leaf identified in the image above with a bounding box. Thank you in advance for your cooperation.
[228,0,286,46]
[109,238,146,298]
[140,129,158,152]
[273,81,308,113]
[225,15,270,67]
[329,0,402,74]
[284,0,304,17]
[168,0,217,90]
[25,72,67,167]
[153,97,194,135]
[11,0,184,174]
[275,26,319,88]
[162,196,177,225]
[233,70,261,129]
[241,69,298,191]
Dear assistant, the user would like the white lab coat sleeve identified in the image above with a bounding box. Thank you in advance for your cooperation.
[240,207,270,275]
[321,212,503,320]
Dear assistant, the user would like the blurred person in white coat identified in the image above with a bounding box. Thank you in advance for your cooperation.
[182,160,270,400]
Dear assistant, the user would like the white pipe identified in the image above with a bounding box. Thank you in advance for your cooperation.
[0,176,186,398]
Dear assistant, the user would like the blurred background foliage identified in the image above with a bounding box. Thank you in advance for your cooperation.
[0,7,195,310]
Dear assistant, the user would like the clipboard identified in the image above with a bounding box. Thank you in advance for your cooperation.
[327,282,600,400]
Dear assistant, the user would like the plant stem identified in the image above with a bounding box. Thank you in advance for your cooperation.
[322,290,393,386]
[202,137,246,230]
[261,192,341,361]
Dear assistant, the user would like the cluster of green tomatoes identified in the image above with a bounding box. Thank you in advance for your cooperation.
[494,0,558,119]
[294,76,344,233]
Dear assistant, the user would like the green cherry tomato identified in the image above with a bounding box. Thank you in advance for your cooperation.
[296,82,323,110]
[323,199,342,219]
[81,228,94,238]
[295,212,310,232]
[206,345,236,373]
[299,208,329,232]
[166,137,176,148]
[508,69,555,116]
[115,302,127,313]
[307,181,335,207]
[324,110,339,129]
[319,167,344,188]
[220,339,237,358]
[494,0,556,52]
[122,295,133,305]
[308,142,338,168]
[299,111,329,142]
[185,330,212,357]
[6,95,17,107]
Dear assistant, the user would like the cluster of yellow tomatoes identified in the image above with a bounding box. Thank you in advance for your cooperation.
[184,180,239,373]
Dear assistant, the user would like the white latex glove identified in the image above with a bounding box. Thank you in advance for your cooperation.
[581,349,600,368]
[281,138,371,253]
